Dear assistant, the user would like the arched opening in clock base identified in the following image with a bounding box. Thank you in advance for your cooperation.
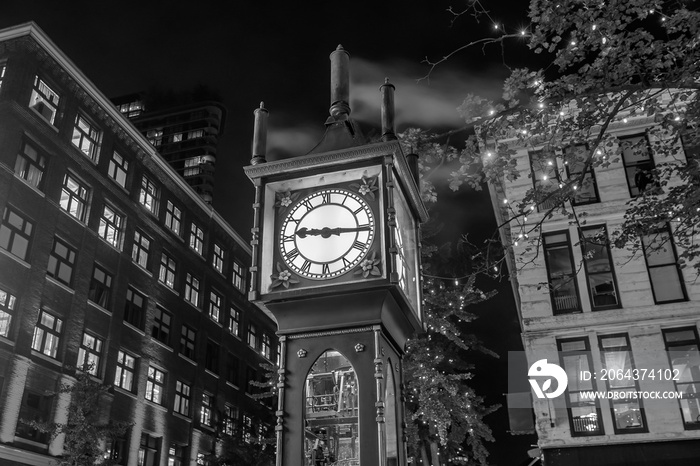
[304,349,359,466]
[385,360,399,466]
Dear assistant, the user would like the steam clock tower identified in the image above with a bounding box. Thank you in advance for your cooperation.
[245,46,427,466]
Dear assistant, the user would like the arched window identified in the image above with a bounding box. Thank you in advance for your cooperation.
[385,361,399,465]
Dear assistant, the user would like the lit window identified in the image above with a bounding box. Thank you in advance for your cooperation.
[247,323,258,350]
[0,206,33,261]
[242,413,253,443]
[209,291,222,322]
[88,264,112,309]
[0,287,17,338]
[581,226,620,310]
[558,337,603,436]
[168,444,186,466]
[47,237,77,287]
[180,325,196,360]
[31,309,63,358]
[114,350,136,392]
[196,453,209,466]
[108,152,129,188]
[159,252,176,289]
[72,114,101,162]
[139,433,160,466]
[642,225,687,303]
[145,366,166,404]
[620,134,657,197]
[188,129,204,139]
[14,140,46,190]
[599,334,647,433]
[185,274,200,307]
[16,391,53,443]
[132,230,151,268]
[172,133,183,143]
[232,260,246,293]
[29,76,60,125]
[77,332,103,376]
[213,243,224,273]
[60,173,90,222]
[174,381,191,417]
[99,204,124,248]
[0,63,5,92]
[146,128,163,147]
[200,393,213,427]
[107,434,128,464]
[224,404,238,436]
[663,328,700,429]
[151,307,171,346]
[228,307,240,336]
[543,231,580,314]
[205,340,219,375]
[261,334,271,360]
[189,223,204,255]
[139,175,159,215]
[564,144,599,205]
[124,287,145,329]
[529,149,559,211]
[165,201,182,236]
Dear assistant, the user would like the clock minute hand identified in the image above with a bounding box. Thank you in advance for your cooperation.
[296,226,371,239]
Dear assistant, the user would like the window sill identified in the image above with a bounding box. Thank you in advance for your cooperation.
[151,337,174,352]
[57,207,88,228]
[132,261,152,277]
[204,369,220,379]
[71,145,99,166]
[0,247,31,268]
[144,400,168,412]
[209,318,223,328]
[114,386,137,399]
[31,349,62,367]
[0,334,15,347]
[226,381,240,390]
[173,412,192,423]
[13,436,49,449]
[45,275,75,294]
[13,174,46,197]
[123,321,145,336]
[98,237,122,254]
[178,353,197,365]
[158,281,179,296]
[184,300,201,312]
[28,106,59,132]
[87,300,111,316]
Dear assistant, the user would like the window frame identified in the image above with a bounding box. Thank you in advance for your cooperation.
[580,225,621,311]
[29,75,60,126]
[0,206,33,261]
[247,322,258,350]
[114,350,136,392]
[139,175,160,215]
[232,260,246,293]
[529,148,560,212]
[619,133,656,197]
[200,393,213,427]
[205,339,220,375]
[71,113,102,162]
[663,327,700,430]
[98,203,125,249]
[77,332,104,376]
[543,231,582,314]
[564,143,600,206]
[108,151,129,189]
[184,273,200,307]
[213,243,225,274]
[60,172,90,223]
[228,307,241,337]
[158,252,177,289]
[151,307,172,346]
[189,222,204,256]
[14,139,47,190]
[124,286,145,329]
[180,324,196,360]
[641,224,688,304]
[173,380,191,417]
[31,309,63,359]
[145,365,166,405]
[0,287,17,338]
[131,229,151,269]
[209,290,222,323]
[164,200,182,236]
[88,263,112,309]
[47,236,77,287]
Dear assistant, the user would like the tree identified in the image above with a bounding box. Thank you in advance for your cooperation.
[21,367,130,466]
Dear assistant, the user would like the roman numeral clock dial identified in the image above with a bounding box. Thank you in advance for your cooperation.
[277,188,375,280]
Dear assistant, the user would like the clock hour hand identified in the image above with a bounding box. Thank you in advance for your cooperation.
[296,226,371,239]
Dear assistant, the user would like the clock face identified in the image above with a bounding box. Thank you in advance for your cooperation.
[279,188,375,279]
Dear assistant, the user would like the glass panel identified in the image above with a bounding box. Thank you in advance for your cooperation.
[677,382,700,425]
[385,363,398,465]
[562,354,593,391]
[649,265,685,302]
[642,231,675,266]
[304,350,358,466]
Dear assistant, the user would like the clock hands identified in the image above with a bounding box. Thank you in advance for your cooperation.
[296,226,371,239]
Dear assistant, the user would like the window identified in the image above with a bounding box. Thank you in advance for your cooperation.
[47,237,77,286]
[77,332,103,376]
[29,76,60,125]
[543,231,580,314]
[242,413,253,443]
[99,204,124,248]
[72,114,101,162]
[232,260,246,293]
[228,307,240,336]
[180,325,196,360]
[245,366,257,395]
[114,350,136,392]
[213,243,225,273]
[209,290,222,322]
[189,223,204,255]
[16,390,53,443]
[226,353,240,386]
[139,175,159,215]
[145,366,166,404]
[132,230,151,268]
[173,381,191,417]
[31,310,63,358]
[205,340,220,374]
[88,264,112,308]
[664,328,700,429]
[151,307,172,346]
[146,128,163,147]
[642,225,687,303]
[108,151,129,188]
[564,144,599,205]
[172,133,183,143]
[168,444,186,466]
[165,201,182,235]
[529,149,559,211]
[188,129,204,139]
[60,173,89,222]
[159,252,176,288]
[558,338,603,436]
[196,453,209,466]
[14,139,46,189]
[138,433,160,466]
[107,435,128,465]
[599,334,647,433]
[224,404,238,436]
[185,274,200,307]
[184,157,202,177]
[620,134,656,197]
[124,287,145,329]
[200,393,213,427]
[248,323,258,350]
[261,334,272,360]
[0,63,5,91]
[0,206,33,261]
[0,287,17,338]
[581,226,620,310]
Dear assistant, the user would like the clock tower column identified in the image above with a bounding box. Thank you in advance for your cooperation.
[245,46,427,466]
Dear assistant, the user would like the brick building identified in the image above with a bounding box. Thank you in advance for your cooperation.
[0,22,276,466]
[487,98,700,464]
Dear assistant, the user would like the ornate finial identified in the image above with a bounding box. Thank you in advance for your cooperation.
[251,102,269,165]
[329,45,351,119]
[259,101,265,108]
[380,77,396,141]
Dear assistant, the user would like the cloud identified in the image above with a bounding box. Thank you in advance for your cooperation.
[267,124,323,160]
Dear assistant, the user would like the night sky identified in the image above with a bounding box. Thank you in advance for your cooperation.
[1,1,536,464]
